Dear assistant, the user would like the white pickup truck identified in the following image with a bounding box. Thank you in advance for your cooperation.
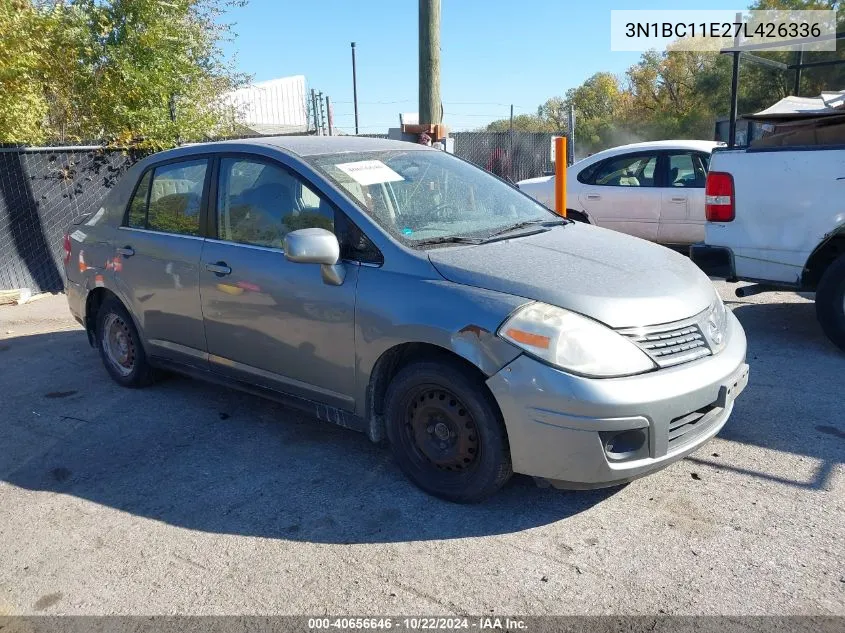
[691,144,845,351]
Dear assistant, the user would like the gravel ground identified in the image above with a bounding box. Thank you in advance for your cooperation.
[0,283,842,616]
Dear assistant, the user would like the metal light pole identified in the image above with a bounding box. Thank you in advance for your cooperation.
[326,95,333,136]
[728,12,742,148]
[351,42,359,135]
[508,104,514,181]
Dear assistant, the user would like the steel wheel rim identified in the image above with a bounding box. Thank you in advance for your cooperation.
[102,313,135,377]
[403,385,479,473]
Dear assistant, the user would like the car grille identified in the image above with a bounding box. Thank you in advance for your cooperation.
[619,320,712,368]
[668,404,720,450]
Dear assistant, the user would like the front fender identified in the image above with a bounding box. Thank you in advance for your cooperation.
[353,268,526,418]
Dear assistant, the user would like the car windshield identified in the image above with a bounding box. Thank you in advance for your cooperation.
[308,150,558,245]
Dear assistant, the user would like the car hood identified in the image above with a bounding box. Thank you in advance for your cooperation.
[427,224,715,329]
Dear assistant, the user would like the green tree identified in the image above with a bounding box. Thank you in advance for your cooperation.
[564,72,631,152]
[0,0,49,143]
[500,0,844,154]
[536,97,569,132]
[484,98,573,133]
[0,0,249,147]
[485,113,553,132]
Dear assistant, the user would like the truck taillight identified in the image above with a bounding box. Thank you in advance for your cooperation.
[63,233,72,263]
[705,172,735,222]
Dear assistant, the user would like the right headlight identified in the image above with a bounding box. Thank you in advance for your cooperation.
[703,293,729,354]
[498,302,657,378]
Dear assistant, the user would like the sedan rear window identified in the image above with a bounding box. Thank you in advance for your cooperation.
[127,171,151,229]
[125,159,208,236]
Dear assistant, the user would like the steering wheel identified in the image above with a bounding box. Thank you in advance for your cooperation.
[427,201,461,220]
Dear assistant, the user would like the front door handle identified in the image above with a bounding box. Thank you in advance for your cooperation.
[116,246,134,257]
[206,262,232,276]
[586,194,601,200]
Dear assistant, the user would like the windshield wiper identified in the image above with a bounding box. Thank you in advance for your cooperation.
[410,235,484,247]
[485,218,568,240]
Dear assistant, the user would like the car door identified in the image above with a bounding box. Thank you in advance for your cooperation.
[577,152,661,241]
[112,157,210,365]
[199,154,359,411]
[658,151,709,245]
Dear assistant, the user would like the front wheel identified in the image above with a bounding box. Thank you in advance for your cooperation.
[816,253,845,352]
[384,359,512,503]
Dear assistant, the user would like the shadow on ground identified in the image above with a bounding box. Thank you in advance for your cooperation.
[2,296,842,543]
[689,298,845,490]
[0,330,616,545]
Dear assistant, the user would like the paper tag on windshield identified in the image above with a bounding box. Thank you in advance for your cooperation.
[336,160,404,186]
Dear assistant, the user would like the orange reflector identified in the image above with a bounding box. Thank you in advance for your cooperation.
[506,328,550,349]
[216,283,244,296]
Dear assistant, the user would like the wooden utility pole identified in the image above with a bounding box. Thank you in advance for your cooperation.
[419,0,441,125]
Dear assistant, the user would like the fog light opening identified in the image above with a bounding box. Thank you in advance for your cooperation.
[602,428,648,461]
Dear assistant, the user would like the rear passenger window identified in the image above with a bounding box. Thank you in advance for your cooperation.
[124,160,208,235]
[147,160,207,236]
[127,171,151,229]
[667,153,708,188]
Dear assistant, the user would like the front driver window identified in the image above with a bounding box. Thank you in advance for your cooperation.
[217,158,334,249]
[589,154,657,187]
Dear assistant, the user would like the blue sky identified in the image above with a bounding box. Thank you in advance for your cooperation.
[221,0,746,133]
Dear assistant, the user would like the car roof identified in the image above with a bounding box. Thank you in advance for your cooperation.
[583,139,721,158]
[175,135,430,158]
[517,139,720,185]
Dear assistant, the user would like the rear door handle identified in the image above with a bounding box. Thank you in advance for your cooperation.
[670,197,687,203]
[116,246,134,257]
[586,194,601,200]
[206,262,232,276]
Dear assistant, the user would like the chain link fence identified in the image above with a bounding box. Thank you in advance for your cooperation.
[360,131,554,182]
[450,131,553,182]
[0,147,138,293]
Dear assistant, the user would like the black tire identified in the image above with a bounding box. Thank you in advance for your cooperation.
[816,253,845,352]
[566,210,589,223]
[384,359,512,503]
[96,297,156,387]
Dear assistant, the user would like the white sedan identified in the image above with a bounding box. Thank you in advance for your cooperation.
[517,140,722,246]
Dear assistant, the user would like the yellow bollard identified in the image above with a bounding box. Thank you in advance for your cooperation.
[554,136,567,218]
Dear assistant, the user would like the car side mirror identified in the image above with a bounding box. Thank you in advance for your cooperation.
[283,228,345,286]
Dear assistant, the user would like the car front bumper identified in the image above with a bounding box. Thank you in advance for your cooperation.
[486,311,748,488]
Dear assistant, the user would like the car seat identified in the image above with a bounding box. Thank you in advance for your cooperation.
[234,182,297,246]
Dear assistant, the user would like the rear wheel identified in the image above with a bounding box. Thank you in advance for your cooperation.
[816,253,845,352]
[96,297,156,387]
[384,359,512,503]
